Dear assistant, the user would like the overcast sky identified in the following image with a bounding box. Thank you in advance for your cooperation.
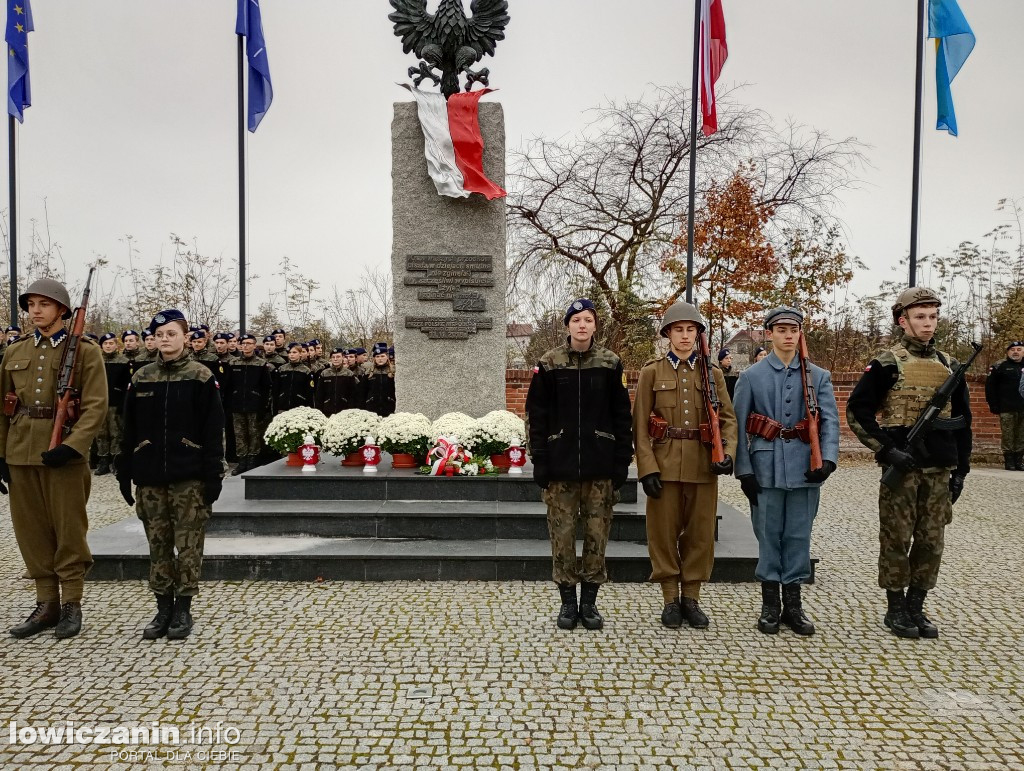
[3,0,1022,324]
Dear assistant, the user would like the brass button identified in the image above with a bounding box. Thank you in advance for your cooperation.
[36,378,42,383]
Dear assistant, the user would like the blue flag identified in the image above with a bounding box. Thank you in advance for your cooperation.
[6,0,33,122]
[236,0,273,132]
[928,0,975,136]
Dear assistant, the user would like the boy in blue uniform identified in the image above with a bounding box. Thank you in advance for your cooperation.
[733,307,840,635]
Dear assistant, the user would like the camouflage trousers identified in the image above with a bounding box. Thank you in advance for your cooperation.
[999,411,1024,453]
[233,412,266,458]
[878,469,951,591]
[543,479,618,585]
[94,406,123,459]
[136,480,211,596]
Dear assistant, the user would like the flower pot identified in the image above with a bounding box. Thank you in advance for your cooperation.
[285,451,303,467]
[341,451,364,467]
[490,453,511,470]
[390,452,419,469]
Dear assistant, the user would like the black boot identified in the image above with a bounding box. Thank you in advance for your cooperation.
[1015,453,1024,472]
[679,597,709,629]
[661,601,683,629]
[142,594,175,640]
[94,457,111,476]
[578,582,604,630]
[9,601,60,639]
[905,587,939,639]
[54,602,83,639]
[167,596,193,640]
[231,458,248,476]
[780,583,815,635]
[1005,453,1015,471]
[884,589,920,639]
[757,581,781,635]
[556,584,578,630]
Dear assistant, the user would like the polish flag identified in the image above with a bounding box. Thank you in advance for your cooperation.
[700,0,728,136]
[404,86,506,200]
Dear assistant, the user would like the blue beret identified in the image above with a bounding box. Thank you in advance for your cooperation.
[140,330,153,339]
[121,329,140,340]
[344,348,356,355]
[763,306,804,329]
[331,347,346,355]
[388,346,395,356]
[149,309,187,334]
[99,332,116,343]
[753,346,766,357]
[309,338,321,346]
[238,334,257,343]
[286,342,300,350]
[84,333,99,341]
[212,332,231,341]
[263,335,274,343]
[199,324,210,332]
[353,347,366,355]
[718,348,731,361]
[1008,340,1024,350]
[271,328,286,336]
[6,325,21,333]
[564,298,597,326]
[190,331,204,340]
[372,342,388,355]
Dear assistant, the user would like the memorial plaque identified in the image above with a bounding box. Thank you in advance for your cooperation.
[405,254,494,310]
[405,316,494,340]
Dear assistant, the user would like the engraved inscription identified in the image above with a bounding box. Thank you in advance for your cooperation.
[405,316,494,340]
[405,254,494,310]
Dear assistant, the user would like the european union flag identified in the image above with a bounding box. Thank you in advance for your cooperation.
[236,0,273,132]
[929,0,975,136]
[6,0,33,122]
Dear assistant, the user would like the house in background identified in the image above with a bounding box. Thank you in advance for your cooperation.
[723,328,769,368]
[506,323,534,369]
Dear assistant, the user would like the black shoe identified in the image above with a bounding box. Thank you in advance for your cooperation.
[1005,453,1016,471]
[94,459,111,476]
[54,602,83,639]
[757,581,781,635]
[905,587,939,639]
[884,589,920,639]
[679,597,709,629]
[9,601,60,639]
[167,596,193,640]
[1015,453,1024,472]
[578,582,604,630]
[142,594,175,640]
[780,583,815,636]
[556,584,578,630]
[661,601,683,629]
[230,459,248,476]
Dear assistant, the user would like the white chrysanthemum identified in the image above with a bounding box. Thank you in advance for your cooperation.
[473,410,526,455]
[321,409,383,457]
[376,412,433,457]
[430,412,480,449]
[263,407,328,454]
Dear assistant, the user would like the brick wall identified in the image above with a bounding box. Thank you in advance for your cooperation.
[505,370,1001,449]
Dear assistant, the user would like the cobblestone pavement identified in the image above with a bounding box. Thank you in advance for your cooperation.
[1,464,1022,770]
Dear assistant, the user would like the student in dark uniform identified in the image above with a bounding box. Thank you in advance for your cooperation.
[273,342,316,414]
[362,342,397,417]
[317,347,361,416]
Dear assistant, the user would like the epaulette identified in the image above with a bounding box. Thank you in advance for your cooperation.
[640,353,666,368]
[874,350,899,367]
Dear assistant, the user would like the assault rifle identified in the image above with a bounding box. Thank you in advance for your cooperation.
[879,341,982,491]
[696,331,726,464]
[798,331,823,473]
[50,267,95,450]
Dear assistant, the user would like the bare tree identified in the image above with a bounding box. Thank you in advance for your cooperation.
[322,265,394,346]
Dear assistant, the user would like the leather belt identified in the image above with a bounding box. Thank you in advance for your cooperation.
[664,427,701,440]
[16,405,54,419]
[779,426,802,440]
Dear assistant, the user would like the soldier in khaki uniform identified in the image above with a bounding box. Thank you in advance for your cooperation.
[847,287,972,640]
[0,279,107,639]
[93,332,132,476]
[633,302,737,629]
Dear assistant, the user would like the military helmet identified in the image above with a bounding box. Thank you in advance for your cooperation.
[18,278,73,320]
[659,302,706,337]
[891,286,941,322]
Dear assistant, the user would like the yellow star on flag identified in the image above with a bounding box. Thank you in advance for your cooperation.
[13,5,23,14]
[15,23,24,33]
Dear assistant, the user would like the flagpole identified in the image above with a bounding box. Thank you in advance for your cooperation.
[237,33,247,334]
[685,0,701,305]
[8,115,17,325]
[908,0,927,288]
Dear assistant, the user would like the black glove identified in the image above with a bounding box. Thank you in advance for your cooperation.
[640,472,662,499]
[0,457,8,495]
[875,445,916,473]
[203,478,223,505]
[804,459,837,483]
[118,475,135,506]
[40,444,81,468]
[949,473,965,504]
[533,463,549,490]
[738,474,761,507]
[612,467,629,490]
[710,455,733,476]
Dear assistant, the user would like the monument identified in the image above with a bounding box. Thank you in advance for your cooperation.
[388,0,511,419]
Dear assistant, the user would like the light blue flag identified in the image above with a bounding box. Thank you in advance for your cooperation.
[236,0,273,132]
[928,0,975,136]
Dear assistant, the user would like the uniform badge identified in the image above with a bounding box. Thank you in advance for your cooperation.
[573,301,583,311]
[864,364,872,372]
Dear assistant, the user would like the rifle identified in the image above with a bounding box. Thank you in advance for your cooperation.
[696,331,726,464]
[880,341,982,491]
[798,331,823,473]
[50,267,95,450]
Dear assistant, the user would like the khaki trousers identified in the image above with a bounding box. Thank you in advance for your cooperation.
[9,462,93,603]
[646,480,717,602]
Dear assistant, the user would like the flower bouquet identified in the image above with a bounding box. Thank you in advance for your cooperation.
[376,412,433,468]
[473,410,527,469]
[264,407,328,464]
[321,409,382,465]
